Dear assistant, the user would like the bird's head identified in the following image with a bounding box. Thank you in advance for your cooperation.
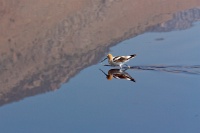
[107,53,113,60]
[106,74,113,80]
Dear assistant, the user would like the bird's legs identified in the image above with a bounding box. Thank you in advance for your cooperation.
[119,64,123,69]
[125,64,131,68]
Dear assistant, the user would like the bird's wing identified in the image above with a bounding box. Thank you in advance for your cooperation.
[113,56,128,63]
[113,73,135,82]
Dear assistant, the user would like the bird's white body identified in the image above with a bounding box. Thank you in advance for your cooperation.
[107,53,136,68]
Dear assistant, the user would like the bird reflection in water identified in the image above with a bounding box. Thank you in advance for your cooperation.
[99,69,136,82]
[99,65,200,83]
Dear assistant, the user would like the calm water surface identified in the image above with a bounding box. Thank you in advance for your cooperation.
[0,15,200,133]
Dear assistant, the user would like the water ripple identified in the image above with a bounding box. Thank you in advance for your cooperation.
[130,65,200,75]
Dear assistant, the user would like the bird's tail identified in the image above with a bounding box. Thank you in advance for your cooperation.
[130,54,136,57]
[131,78,136,82]
[128,54,136,59]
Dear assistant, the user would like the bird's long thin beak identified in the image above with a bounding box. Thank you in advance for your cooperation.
[99,69,108,76]
[99,57,107,63]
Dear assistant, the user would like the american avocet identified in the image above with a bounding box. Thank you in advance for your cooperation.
[100,53,136,68]
[99,69,136,82]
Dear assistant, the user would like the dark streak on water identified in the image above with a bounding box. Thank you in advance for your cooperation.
[102,65,200,76]
[130,65,200,75]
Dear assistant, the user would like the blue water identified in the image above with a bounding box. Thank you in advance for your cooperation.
[0,21,200,133]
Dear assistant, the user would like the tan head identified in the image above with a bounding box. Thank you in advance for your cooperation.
[106,74,113,80]
[107,53,113,60]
